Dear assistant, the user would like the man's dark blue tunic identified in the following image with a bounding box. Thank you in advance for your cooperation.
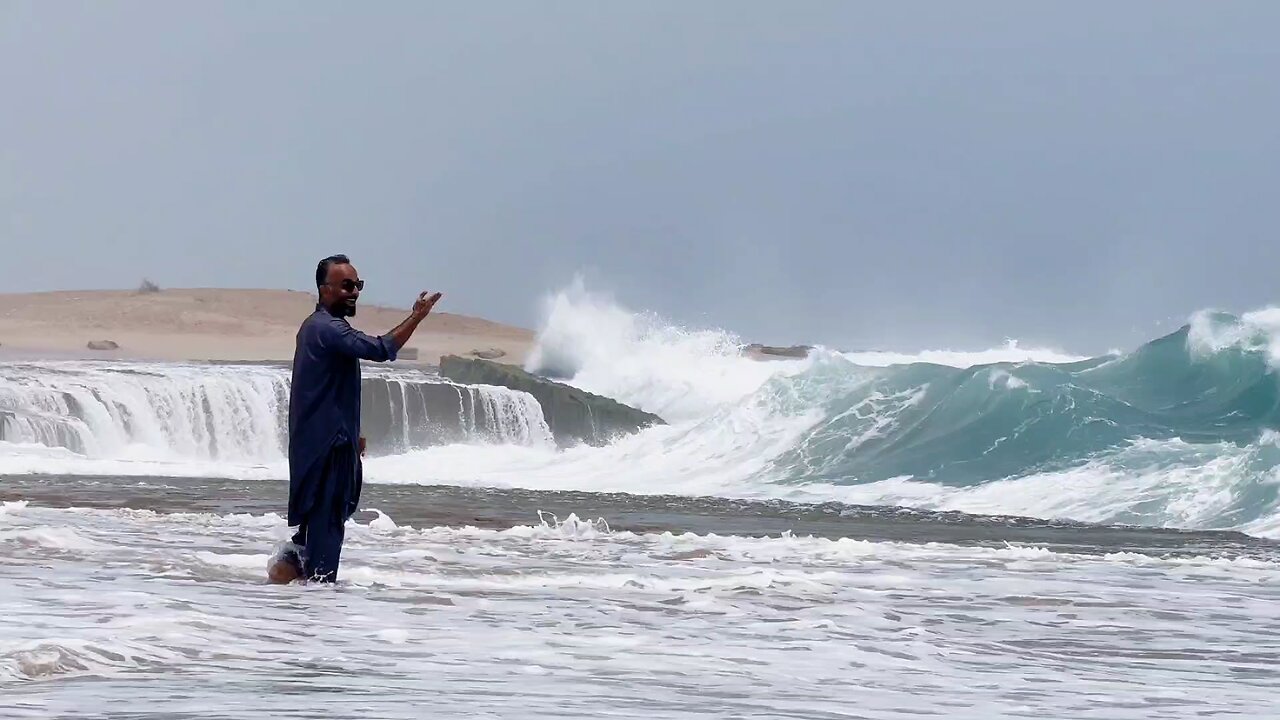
[288,304,398,581]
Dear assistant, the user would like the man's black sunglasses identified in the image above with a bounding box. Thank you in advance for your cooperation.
[328,279,364,292]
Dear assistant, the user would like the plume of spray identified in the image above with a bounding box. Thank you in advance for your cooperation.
[523,275,810,422]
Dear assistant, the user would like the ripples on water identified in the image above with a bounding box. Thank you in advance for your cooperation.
[3,495,1279,719]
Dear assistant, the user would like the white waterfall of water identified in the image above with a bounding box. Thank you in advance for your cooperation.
[0,362,288,461]
[0,362,552,463]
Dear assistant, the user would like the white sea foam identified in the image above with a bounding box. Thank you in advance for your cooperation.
[841,339,1086,368]
[1188,307,1280,365]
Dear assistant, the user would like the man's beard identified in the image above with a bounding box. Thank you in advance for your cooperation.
[332,297,358,316]
[328,299,357,317]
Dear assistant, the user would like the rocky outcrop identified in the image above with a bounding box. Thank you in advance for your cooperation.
[438,355,665,446]
[360,378,493,452]
[744,343,811,360]
[87,340,120,351]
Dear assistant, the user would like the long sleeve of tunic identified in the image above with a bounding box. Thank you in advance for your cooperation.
[287,305,398,526]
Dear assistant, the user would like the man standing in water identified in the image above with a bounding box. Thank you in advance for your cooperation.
[269,254,441,584]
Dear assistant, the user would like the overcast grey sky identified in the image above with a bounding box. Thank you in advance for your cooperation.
[3,2,1278,352]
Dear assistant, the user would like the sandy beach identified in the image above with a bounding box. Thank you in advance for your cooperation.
[0,288,534,365]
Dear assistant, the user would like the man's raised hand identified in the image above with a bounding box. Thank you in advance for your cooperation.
[388,291,442,350]
[412,291,442,319]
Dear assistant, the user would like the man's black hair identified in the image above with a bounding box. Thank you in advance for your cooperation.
[316,254,350,290]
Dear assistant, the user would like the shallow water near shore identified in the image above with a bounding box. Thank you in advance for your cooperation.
[4,476,1280,719]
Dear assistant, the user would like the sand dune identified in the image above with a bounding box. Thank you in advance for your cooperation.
[0,288,534,365]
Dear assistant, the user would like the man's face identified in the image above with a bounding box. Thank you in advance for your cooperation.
[321,262,362,317]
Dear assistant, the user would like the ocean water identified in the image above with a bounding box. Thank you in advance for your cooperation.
[4,288,1280,717]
